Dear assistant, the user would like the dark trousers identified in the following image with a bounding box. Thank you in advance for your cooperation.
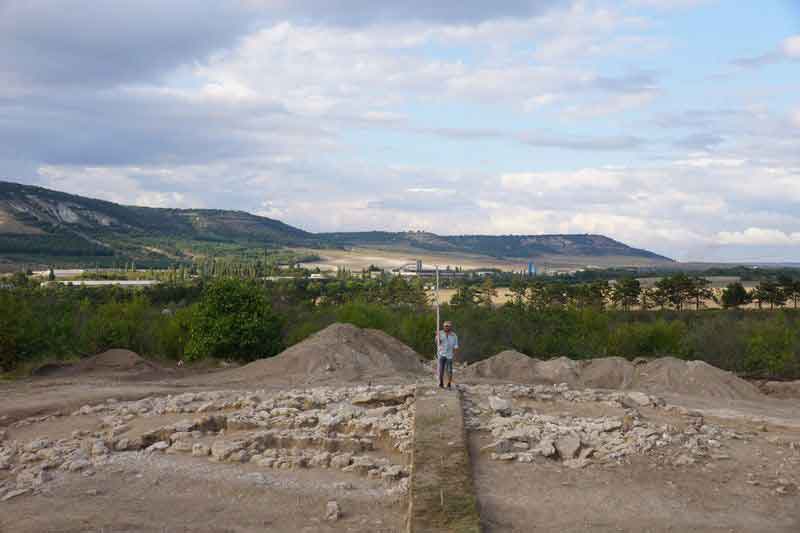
[438,356,453,384]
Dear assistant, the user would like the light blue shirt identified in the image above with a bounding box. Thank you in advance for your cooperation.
[436,331,459,359]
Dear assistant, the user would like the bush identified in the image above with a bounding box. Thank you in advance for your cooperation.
[156,305,196,360]
[744,314,799,377]
[398,312,437,359]
[82,296,154,354]
[184,279,283,362]
[334,301,395,332]
[607,319,688,359]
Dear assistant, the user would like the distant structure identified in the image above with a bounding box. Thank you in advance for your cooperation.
[527,261,537,276]
[394,262,466,279]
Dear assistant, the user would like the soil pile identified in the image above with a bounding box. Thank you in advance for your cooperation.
[536,357,581,387]
[461,350,542,382]
[463,352,762,400]
[35,349,168,380]
[634,357,763,400]
[580,357,636,390]
[460,352,580,386]
[759,380,800,399]
[219,323,426,385]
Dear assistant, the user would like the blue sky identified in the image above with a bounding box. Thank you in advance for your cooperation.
[1,0,799,262]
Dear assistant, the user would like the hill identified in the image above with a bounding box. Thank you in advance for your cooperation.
[0,181,322,266]
[0,180,673,267]
[322,231,671,262]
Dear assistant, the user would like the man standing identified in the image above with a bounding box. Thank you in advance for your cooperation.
[436,321,459,389]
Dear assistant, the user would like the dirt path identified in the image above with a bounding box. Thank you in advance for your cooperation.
[408,386,480,533]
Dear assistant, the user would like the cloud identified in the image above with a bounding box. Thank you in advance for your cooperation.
[501,168,624,191]
[717,228,800,246]
[1,1,798,263]
[36,165,204,208]
[672,133,725,150]
[627,0,712,8]
[731,34,800,69]
[782,35,800,58]
[245,0,568,25]
[517,133,645,151]
[417,127,647,151]
[0,0,255,88]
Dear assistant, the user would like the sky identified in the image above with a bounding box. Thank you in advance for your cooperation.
[1,0,799,262]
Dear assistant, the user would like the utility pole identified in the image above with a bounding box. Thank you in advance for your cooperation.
[435,265,440,358]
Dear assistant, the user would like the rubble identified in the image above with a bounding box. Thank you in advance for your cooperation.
[1,385,415,496]
[462,383,742,469]
[326,500,341,521]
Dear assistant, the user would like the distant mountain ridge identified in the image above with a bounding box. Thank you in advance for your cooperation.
[321,231,671,262]
[0,180,673,265]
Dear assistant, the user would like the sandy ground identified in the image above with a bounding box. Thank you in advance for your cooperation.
[4,454,402,533]
[467,396,800,533]
[2,328,800,532]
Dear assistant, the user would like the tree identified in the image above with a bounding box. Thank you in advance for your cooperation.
[720,282,750,309]
[544,282,569,309]
[48,268,56,282]
[450,284,478,307]
[653,274,693,310]
[611,278,641,311]
[475,277,498,307]
[508,277,528,308]
[525,280,549,311]
[185,278,283,361]
[687,276,714,310]
[754,280,786,310]
[778,275,800,308]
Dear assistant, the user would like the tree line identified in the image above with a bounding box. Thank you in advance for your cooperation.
[1,273,799,380]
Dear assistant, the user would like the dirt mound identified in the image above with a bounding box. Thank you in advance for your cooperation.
[37,349,168,380]
[536,357,581,387]
[461,350,542,382]
[463,351,762,400]
[218,323,426,385]
[461,352,581,386]
[580,357,636,389]
[757,380,800,399]
[633,357,763,400]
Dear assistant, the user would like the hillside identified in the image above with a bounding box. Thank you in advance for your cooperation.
[0,181,322,265]
[0,181,673,266]
[323,231,671,262]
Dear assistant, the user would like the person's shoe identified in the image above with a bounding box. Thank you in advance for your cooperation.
[447,382,452,389]
[439,382,444,388]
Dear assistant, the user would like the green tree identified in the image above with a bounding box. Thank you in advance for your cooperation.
[653,274,693,310]
[753,280,786,310]
[744,314,798,376]
[525,280,549,311]
[778,275,800,308]
[687,276,714,310]
[475,277,498,307]
[610,278,641,311]
[720,282,750,309]
[508,277,528,308]
[185,279,283,361]
[451,284,478,308]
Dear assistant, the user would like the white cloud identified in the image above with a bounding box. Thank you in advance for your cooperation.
[717,228,800,246]
[628,0,711,7]
[37,164,205,208]
[782,35,800,59]
[501,168,623,191]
